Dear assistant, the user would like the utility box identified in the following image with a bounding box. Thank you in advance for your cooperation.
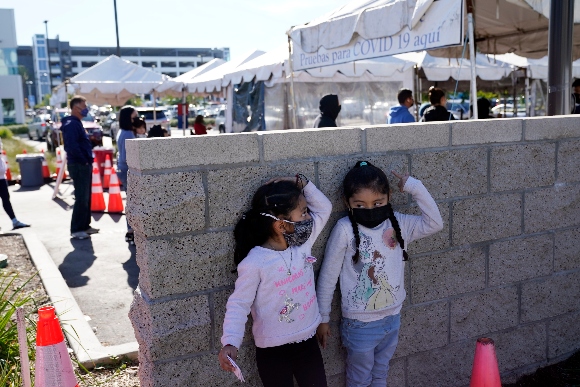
[16,154,44,187]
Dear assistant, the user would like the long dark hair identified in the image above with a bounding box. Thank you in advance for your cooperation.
[233,181,302,266]
[119,105,136,130]
[343,161,408,263]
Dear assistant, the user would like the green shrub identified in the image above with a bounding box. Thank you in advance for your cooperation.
[7,126,29,136]
[0,272,37,387]
[0,129,13,139]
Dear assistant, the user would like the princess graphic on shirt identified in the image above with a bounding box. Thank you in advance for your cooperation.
[349,249,397,310]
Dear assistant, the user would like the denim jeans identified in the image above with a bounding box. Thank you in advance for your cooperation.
[117,168,132,232]
[341,314,401,387]
[68,163,92,233]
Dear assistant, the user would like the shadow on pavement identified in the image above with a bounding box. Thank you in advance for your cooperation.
[14,185,43,192]
[58,238,97,288]
[52,197,73,211]
[123,243,139,290]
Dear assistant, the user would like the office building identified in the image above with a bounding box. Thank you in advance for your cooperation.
[17,33,230,104]
[0,8,25,124]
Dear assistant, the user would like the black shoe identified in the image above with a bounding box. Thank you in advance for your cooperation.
[125,231,135,245]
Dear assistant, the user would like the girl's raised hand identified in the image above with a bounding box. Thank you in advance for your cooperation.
[391,170,410,193]
[218,345,238,372]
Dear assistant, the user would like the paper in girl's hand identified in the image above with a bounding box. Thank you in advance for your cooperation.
[227,355,245,382]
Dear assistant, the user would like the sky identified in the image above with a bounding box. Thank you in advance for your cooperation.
[4,0,338,60]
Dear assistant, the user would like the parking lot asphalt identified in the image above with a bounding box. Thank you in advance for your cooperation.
[1,164,138,347]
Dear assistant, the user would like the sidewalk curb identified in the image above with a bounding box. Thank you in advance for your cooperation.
[21,231,138,368]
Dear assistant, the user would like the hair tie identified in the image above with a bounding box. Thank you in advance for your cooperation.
[359,161,368,166]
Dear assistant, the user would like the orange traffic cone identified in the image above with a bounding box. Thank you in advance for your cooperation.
[34,306,79,387]
[2,150,11,181]
[41,150,50,179]
[55,149,67,179]
[102,154,112,189]
[90,166,106,212]
[470,337,501,387]
[107,169,124,213]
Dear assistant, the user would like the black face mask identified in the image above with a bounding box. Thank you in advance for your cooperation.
[351,206,390,228]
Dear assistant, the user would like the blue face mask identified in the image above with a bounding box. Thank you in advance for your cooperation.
[80,107,89,117]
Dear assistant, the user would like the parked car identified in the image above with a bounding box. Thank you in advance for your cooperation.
[101,112,117,136]
[110,107,171,139]
[28,114,52,140]
[491,104,527,118]
[46,109,103,150]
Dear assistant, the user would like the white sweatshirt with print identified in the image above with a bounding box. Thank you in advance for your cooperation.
[221,182,332,349]
[317,176,443,323]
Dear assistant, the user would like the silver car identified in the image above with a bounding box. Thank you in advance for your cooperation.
[28,114,52,140]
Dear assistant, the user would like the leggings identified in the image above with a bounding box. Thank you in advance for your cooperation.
[255,336,328,387]
[0,179,15,220]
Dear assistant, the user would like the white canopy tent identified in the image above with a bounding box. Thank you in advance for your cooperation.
[218,45,415,131]
[51,55,170,106]
[494,53,580,81]
[155,58,226,97]
[397,51,512,81]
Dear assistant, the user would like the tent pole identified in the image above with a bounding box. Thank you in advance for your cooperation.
[153,90,157,124]
[226,85,234,133]
[530,78,537,117]
[414,65,420,121]
[182,87,186,136]
[547,0,574,115]
[524,70,530,117]
[287,35,298,129]
[467,0,478,119]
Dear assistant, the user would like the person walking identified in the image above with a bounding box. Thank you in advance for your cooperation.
[422,87,454,122]
[388,88,415,124]
[62,95,98,239]
[313,94,341,128]
[191,115,208,135]
[0,139,29,231]
[116,105,139,245]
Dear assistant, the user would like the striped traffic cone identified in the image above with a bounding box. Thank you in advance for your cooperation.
[34,306,79,387]
[41,150,51,179]
[90,166,106,212]
[103,154,112,189]
[470,337,501,387]
[107,169,124,213]
[2,150,12,181]
[55,149,67,179]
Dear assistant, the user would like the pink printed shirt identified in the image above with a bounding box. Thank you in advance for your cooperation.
[221,182,332,349]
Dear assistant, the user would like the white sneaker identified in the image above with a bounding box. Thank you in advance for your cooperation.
[71,231,90,240]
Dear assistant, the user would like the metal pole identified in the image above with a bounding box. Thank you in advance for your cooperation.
[113,0,121,57]
[182,87,186,136]
[524,70,530,117]
[467,8,478,119]
[287,36,298,129]
[547,0,574,115]
[44,21,53,91]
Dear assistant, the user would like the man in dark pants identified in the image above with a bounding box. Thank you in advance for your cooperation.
[62,95,99,239]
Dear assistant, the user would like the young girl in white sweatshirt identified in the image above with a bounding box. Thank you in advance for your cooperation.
[218,174,332,387]
[316,161,443,387]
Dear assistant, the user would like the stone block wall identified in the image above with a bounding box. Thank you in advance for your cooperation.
[126,116,580,387]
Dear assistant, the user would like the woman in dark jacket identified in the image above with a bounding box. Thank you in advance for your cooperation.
[422,88,454,122]
[313,94,341,128]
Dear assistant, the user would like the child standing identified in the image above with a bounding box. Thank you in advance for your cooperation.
[219,175,332,387]
[316,161,443,387]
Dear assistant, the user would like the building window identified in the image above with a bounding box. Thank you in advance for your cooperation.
[142,61,157,68]
[81,61,98,68]
[38,60,47,71]
[161,61,176,68]
[0,48,18,75]
[179,61,195,67]
[37,46,47,59]
[71,48,99,56]
[1,99,16,124]
[162,72,177,77]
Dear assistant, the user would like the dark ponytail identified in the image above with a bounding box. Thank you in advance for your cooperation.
[386,203,408,261]
[233,181,301,266]
[343,161,408,262]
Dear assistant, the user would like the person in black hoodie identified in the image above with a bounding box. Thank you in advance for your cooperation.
[313,94,341,128]
[62,95,98,240]
[422,88,454,122]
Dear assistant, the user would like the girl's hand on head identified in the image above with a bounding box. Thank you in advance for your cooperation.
[218,345,238,372]
[391,170,410,193]
[316,323,331,349]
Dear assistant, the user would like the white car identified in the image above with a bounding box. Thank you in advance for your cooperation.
[28,114,52,140]
[215,107,226,133]
[110,107,171,139]
[491,104,527,118]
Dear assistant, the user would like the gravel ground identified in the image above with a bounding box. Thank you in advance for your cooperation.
[0,234,140,387]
